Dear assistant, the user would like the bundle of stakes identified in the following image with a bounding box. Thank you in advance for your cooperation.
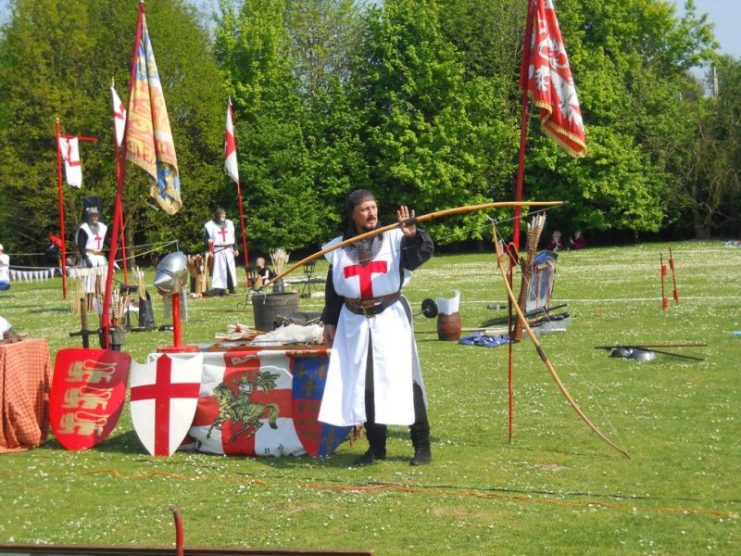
[270,248,290,277]
[135,266,147,300]
[110,287,130,327]
[513,214,546,341]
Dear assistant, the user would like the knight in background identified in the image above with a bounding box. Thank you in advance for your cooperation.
[319,189,434,466]
[204,207,238,296]
[76,206,108,296]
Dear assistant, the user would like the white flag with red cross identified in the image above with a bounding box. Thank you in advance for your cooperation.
[130,353,203,456]
[224,99,239,184]
[58,137,83,187]
[110,85,127,148]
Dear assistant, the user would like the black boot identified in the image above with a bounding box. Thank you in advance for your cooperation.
[410,383,431,466]
[353,422,387,466]
[410,442,431,466]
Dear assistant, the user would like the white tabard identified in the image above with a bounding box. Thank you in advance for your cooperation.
[318,229,425,427]
[78,222,108,294]
[205,219,237,290]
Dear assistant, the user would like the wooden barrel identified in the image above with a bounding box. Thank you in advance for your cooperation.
[436,312,462,341]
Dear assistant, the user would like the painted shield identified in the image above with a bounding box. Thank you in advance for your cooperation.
[50,348,131,450]
[130,352,203,456]
[290,349,350,457]
[184,350,304,457]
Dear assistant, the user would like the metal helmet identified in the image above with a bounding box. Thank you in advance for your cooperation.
[154,251,189,295]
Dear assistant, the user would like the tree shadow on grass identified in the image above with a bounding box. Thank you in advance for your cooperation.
[29,307,70,314]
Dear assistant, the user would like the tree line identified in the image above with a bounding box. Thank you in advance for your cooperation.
[0,0,738,263]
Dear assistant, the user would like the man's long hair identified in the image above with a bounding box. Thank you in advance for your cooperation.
[342,189,377,239]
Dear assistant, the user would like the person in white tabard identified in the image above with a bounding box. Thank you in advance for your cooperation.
[204,207,238,296]
[0,244,10,291]
[76,206,108,295]
[319,189,434,466]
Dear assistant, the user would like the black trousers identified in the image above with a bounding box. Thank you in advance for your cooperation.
[364,335,430,455]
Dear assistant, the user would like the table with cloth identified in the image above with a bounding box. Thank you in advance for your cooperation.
[174,345,351,457]
[0,339,52,452]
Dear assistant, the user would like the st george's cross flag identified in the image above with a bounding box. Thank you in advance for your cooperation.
[110,85,127,148]
[126,12,182,215]
[58,137,83,187]
[525,0,586,157]
[224,99,239,184]
[130,353,203,456]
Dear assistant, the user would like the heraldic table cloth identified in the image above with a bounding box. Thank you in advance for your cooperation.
[161,346,351,457]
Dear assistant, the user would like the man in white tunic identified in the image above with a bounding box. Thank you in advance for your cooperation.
[0,244,10,291]
[76,206,108,296]
[319,189,434,466]
[204,207,238,296]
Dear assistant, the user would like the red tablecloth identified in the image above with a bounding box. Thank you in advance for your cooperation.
[0,339,52,452]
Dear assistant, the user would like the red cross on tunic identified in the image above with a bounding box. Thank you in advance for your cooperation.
[217,227,228,243]
[343,261,388,298]
[93,234,103,250]
[130,354,201,456]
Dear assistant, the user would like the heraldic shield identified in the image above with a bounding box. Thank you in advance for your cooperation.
[130,352,203,457]
[290,349,351,457]
[50,348,131,450]
[183,350,305,457]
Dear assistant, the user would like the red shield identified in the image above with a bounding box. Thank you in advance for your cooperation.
[49,348,131,450]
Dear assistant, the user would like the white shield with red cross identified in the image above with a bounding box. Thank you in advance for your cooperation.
[130,353,203,456]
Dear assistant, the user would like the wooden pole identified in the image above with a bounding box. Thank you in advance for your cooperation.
[102,0,144,349]
[55,119,68,299]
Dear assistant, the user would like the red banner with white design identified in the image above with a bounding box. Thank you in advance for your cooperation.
[526,0,586,157]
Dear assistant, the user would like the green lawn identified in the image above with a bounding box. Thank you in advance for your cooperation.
[0,241,739,554]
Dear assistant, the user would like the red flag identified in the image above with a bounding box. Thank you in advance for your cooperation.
[224,99,239,184]
[526,0,586,157]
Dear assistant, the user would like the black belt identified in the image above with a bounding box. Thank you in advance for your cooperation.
[345,292,400,317]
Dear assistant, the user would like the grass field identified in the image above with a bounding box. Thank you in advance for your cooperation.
[0,241,739,554]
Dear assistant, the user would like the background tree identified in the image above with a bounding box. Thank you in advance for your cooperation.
[524,0,717,239]
[671,56,741,237]
[215,0,370,252]
[356,0,515,244]
[0,0,224,260]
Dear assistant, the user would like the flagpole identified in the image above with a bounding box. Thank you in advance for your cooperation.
[506,0,537,444]
[55,119,68,299]
[102,0,145,349]
[514,0,535,251]
[228,100,250,280]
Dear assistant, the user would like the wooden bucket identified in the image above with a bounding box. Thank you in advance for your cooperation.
[436,312,461,341]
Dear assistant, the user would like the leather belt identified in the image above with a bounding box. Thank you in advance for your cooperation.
[345,292,401,317]
[86,249,103,256]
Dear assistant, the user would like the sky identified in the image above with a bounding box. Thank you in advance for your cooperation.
[670,0,741,58]
[0,0,738,59]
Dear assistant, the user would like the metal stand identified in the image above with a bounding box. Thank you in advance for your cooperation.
[300,261,317,298]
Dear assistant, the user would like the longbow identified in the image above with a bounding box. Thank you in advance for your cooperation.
[264,200,565,288]
[492,225,630,458]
